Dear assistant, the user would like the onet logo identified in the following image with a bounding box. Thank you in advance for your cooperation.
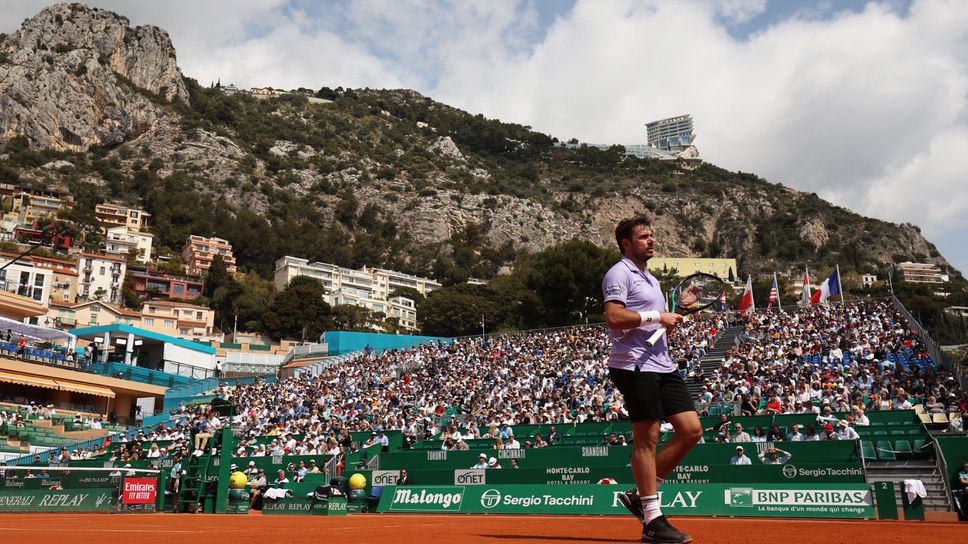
[782,465,797,479]
[480,489,502,509]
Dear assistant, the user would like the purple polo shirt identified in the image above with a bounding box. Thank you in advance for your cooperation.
[602,257,673,372]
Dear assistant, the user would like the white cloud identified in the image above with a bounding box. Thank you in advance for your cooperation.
[714,0,768,24]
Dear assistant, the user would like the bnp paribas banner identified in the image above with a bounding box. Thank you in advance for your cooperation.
[377,484,874,519]
[723,485,874,518]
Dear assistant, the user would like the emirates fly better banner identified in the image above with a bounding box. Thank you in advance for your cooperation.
[377,484,875,519]
[121,478,157,505]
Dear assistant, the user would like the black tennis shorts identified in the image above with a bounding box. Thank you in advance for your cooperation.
[608,367,696,422]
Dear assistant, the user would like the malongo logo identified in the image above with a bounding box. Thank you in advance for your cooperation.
[389,487,464,512]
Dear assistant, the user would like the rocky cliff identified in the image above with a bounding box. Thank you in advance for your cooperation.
[0,3,187,151]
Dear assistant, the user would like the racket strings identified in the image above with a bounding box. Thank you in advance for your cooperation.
[674,277,725,309]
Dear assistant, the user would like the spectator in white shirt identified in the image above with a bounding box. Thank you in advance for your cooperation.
[730,446,752,465]
[786,424,804,442]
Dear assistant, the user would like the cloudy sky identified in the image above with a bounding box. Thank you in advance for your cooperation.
[4,1,967,274]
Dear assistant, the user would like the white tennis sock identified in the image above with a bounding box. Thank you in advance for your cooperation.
[643,494,662,524]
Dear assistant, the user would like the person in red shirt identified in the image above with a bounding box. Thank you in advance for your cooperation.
[17,336,27,358]
[765,396,782,415]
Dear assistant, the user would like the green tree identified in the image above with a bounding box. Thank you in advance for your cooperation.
[260,276,332,341]
[418,284,506,336]
[388,286,425,304]
[521,240,617,326]
[204,254,233,298]
[121,275,142,310]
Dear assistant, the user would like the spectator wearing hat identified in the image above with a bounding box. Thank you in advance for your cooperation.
[835,420,860,441]
[759,447,792,465]
[820,423,839,441]
[307,459,321,474]
[248,468,268,510]
[471,454,488,469]
[487,457,502,469]
[245,461,258,478]
[363,432,378,448]
[730,446,752,465]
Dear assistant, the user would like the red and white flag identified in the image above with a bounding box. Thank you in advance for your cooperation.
[737,275,755,314]
[799,270,812,306]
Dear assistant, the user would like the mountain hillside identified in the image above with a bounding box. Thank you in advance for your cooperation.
[0,3,956,285]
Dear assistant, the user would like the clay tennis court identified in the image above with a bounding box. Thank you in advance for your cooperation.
[0,513,961,543]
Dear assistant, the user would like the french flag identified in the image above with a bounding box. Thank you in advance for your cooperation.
[811,268,842,304]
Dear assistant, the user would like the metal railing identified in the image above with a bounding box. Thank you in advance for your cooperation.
[4,416,183,466]
[293,349,366,378]
[892,295,965,390]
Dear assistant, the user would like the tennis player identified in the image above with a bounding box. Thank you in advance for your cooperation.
[602,216,703,544]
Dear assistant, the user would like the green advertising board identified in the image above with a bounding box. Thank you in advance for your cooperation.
[722,484,874,518]
[378,484,718,516]
[0,475,119,491]
[0,489,114,512]
[377,484,874,519]
[261,497,348,516]
[370,461,863,488]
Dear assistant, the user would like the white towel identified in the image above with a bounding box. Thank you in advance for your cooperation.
[263,488,292,500]
[903,479,927,503]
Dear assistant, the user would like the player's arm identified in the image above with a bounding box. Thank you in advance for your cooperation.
[604,301,682,330]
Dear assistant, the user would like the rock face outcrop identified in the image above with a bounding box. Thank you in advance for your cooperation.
[0,3,188,150]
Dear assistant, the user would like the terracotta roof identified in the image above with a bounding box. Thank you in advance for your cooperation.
[142,300,209,310]
[79,252,127,263]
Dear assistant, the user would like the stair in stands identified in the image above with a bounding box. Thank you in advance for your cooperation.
[864,460,953,512]
[685,326,742,399]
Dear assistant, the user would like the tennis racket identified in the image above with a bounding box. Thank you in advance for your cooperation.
[646,272,727,347]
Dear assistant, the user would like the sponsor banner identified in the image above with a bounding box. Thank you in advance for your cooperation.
[0,475,118,490]
[383,441,859,472]
[379,484,718,515]
[454,469,486,486]
[371,470,401,487]
[723,485,874,518]
[668,463,865,485]
[262,497,349,516]
[378,484,875,518]
[0,489,114,512]
[122,478,157,505]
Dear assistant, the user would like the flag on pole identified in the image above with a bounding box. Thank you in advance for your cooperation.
[737,275,755,314]
[799,270,812,306]
[811,268,842,305]
[720,290,727,312]
[767,274,779,308]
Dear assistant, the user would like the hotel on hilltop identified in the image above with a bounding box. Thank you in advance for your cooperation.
[274,256,441,331]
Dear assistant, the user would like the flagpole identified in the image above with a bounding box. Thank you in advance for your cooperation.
[775,272,783,313]
[836,264,844,305]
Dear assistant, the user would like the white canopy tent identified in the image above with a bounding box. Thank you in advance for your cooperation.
[0,315,76,353]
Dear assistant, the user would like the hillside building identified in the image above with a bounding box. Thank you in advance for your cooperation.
[0,253,53,306]
[646,114,696,154]
[648,257,738,281]
[139,300,221,343]
[77,253,126,305]
[129,269,204,301]
[31,255,78,305]
[95,203,150,232]
[895,262,947,284]
[273,256,441,331]
[182,235,237,276]
[104,226,154,263]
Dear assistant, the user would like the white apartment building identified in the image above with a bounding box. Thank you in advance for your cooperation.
[273,256,441,330]
[104,226,154,264]
[77,253,127,305]
[0,254,52,306]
